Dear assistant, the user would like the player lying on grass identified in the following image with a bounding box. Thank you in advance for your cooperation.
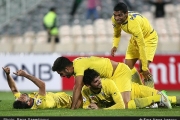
[82,68,180,109]
[2,66,72,109]
[52,56,133,109]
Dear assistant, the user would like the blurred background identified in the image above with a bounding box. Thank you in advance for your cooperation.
[0,0,180,55]
[0,0,180,91]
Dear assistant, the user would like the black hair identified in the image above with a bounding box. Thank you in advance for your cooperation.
[114,2,128,13]
[52,56,73,72]
[83,68,100,85]
[13,100,31,109]
[50,7,56,11]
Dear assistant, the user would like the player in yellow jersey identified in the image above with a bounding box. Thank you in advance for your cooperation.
[52,56,132,109]
[2,67,72,109]
[110,2,158,88]
[82,68,180,109]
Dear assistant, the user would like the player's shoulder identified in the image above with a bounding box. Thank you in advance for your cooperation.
[101,78,115,85]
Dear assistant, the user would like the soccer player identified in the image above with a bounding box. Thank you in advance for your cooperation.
[52,56,132,109]
[2,67,72,109]
[110,2,158,88]
[82,68,179,109]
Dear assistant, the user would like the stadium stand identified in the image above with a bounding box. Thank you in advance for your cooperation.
[0,0,180,54]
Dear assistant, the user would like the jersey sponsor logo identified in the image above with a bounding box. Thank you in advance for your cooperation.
[36,99,42,105]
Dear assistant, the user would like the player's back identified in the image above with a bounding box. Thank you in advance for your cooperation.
[128,11,154,37]
[73,56,113,78]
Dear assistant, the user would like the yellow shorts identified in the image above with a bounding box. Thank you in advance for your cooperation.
[125,30,158,61]
[110,63,132,92]
[130,82,158,100]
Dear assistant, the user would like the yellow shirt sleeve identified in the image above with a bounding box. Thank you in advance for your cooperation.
[82,86,91,109]
[128,17,148,71]
[111,16,121,48]
[14,92,21,100]
[103,80,125,109]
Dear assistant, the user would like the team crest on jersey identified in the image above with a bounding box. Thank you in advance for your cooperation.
[36,99,42,105]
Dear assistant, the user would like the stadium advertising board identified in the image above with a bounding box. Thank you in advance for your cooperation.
[63,54,180,90]
[0,53,62,91]
[0,54,179,91]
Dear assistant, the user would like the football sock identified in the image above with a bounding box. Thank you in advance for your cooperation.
[176,96,180,105]
[167,96,176,104]
[132,95,160,109]
[144,76,154,88]
[131,67,143,85]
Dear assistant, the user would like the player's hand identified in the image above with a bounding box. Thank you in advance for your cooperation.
[2,67,10,75]
[88,103,99,109]
[141,70,152,80]
[13,69,27,77]
[111,47,117,57]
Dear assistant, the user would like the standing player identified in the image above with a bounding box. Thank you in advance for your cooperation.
[110,2,158,88]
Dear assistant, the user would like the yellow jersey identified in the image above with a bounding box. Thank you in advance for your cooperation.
[14,92,72,109]
[111,11,155,71]
[82,78,125,109]
[73,56,113,78]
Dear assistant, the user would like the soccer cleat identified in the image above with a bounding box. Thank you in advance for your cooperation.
[159,90,172,109]
[146,103,158,109]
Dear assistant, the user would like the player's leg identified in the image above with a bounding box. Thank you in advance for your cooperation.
[141,31,158,88]
[131,67,144,85]
[125,37,143,85]
[128,91,172,109]
[132,83,179,108]
[139,61,155,88]
[111,63,132,108]
[131,82,158,100]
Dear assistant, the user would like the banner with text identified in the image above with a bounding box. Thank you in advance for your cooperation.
[0,54,62,91]
[1,54,180,91]
[63,54,180,90]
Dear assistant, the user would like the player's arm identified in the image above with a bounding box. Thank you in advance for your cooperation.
[130,23,148,72]
[81,88,91,109]
[104,81,125,110]
[2,67,19,95]
[71,75,84,109]
[112,16,121,48]
[13,69,46,96]
[111,16,121,56]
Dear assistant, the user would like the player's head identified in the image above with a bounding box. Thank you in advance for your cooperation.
[113,2,128,24]
[83,68,102,89]
[52,56,74,78]
[13,93,33,109]
[50,7,56,12]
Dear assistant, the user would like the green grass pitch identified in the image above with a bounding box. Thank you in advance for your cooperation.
[0,90,180,117]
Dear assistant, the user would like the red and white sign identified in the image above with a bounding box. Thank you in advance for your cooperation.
[0,54,179,91]
[63,54,180,90]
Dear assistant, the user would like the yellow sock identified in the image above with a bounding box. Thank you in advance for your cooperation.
[131,67,143,85]
[133,95,161,108]
[127,100,137,109]
[168,96,177,104]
